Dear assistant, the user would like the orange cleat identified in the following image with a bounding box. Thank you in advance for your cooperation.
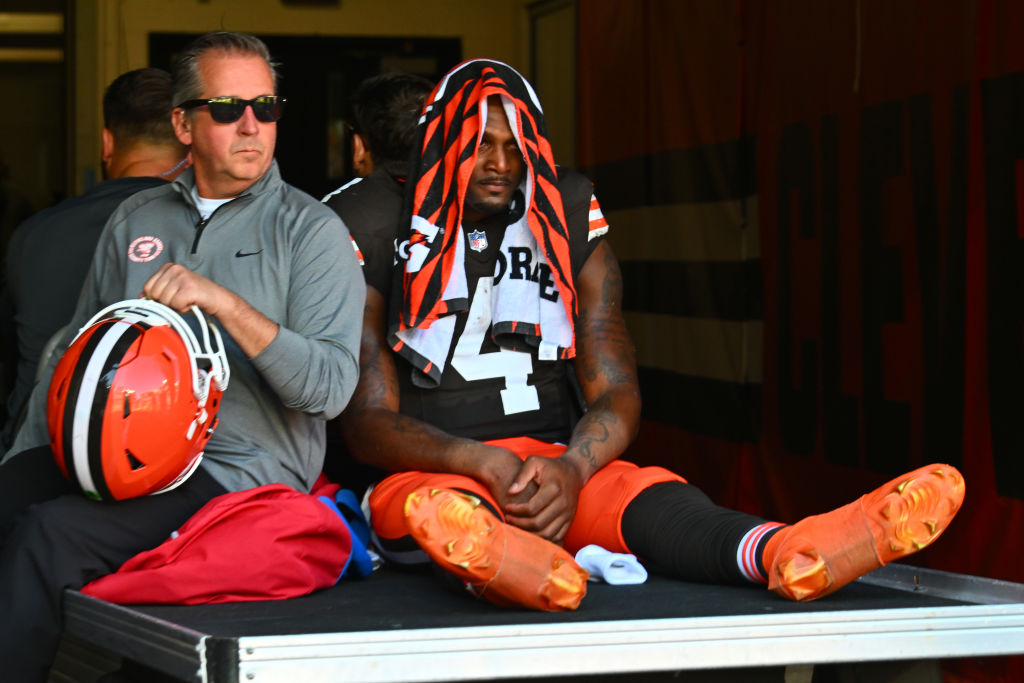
[403,487,589,611]
[763,463,965,601]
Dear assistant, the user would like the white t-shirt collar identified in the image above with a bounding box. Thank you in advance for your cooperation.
[191,186,234,221]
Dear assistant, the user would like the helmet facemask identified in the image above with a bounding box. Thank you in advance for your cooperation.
[47,299,231,501]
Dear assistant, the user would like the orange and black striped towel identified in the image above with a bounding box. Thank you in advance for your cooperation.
[388,59,577,385]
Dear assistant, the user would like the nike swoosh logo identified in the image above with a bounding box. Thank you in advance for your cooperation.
[235,249,263,258]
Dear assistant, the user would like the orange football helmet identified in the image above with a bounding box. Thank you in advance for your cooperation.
[46,299,230,502]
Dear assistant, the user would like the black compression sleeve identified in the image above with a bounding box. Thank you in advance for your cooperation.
[621,481,779,584]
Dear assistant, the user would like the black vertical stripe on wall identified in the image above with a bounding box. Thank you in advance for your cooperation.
[620,259,762,321]
[637,366,761,443]
[583,137,757,211]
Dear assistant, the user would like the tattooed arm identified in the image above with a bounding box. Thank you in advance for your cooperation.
[503,240,642,542]
[338,285,529,508]
[562,239,642,471]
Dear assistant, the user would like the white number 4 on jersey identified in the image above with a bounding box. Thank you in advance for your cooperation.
[451,277,540,415]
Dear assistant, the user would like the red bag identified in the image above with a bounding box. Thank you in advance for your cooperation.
[83,481,369,604]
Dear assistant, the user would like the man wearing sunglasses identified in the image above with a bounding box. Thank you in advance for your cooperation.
[0,31,364,681]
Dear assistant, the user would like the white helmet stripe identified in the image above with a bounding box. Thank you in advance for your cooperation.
[69,319,136,497]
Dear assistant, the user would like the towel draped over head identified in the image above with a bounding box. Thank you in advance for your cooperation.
[387,59,578,386]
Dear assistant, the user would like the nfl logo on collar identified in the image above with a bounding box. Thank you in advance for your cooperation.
[468,230,488,252]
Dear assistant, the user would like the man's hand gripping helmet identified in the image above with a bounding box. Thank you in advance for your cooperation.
[46,299,230,501]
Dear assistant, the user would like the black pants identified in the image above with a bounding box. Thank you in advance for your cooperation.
[0,446,226,682]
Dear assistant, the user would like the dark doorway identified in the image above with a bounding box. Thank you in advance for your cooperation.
[150,33,460,200]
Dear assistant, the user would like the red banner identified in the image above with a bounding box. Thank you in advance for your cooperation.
[579,4,1024,677]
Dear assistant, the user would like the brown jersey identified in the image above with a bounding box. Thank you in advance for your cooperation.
[393,170,606,442]
[333,167,608,442]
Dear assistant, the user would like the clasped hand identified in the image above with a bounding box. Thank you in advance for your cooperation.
[484,450,584,546]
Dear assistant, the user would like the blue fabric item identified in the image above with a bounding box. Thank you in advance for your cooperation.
[318,489,375,580]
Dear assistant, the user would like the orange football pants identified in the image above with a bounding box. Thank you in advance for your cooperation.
[369,436,685,554]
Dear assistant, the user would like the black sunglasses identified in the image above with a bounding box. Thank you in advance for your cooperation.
[176,95,286,124]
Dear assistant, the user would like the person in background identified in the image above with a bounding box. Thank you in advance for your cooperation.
[321,70,433,495]
[1,67,191,443]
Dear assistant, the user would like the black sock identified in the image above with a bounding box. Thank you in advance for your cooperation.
[621,481,773,584]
